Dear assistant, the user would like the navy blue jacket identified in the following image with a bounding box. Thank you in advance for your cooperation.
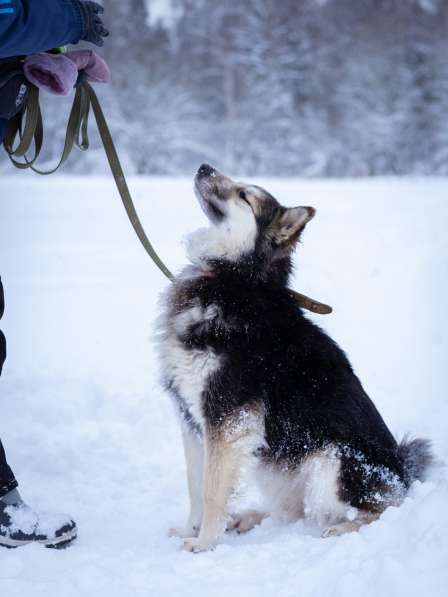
[0,0,83,142]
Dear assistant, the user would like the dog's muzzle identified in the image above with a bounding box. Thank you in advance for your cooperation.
[197,163,216,179]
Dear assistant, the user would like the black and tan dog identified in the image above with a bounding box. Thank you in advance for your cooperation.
[156,164,433,552]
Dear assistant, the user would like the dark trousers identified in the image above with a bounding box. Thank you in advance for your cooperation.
[0,276,18,498]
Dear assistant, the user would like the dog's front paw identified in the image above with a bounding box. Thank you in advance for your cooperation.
[182,537,215,553]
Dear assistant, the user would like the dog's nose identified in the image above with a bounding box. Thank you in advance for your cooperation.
[306,206,316,220]
[197,163,215,178]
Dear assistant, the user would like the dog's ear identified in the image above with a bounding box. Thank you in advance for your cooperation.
[272,206,315,247]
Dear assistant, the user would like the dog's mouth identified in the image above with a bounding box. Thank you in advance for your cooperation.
[194,164,230,224]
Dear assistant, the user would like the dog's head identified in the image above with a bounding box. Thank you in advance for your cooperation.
[190,163,315,282]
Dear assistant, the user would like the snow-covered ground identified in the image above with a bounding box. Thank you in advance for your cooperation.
[0,176,447,597]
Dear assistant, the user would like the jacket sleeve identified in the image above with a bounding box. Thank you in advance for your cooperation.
[0,0,83,59]
[0,118,6,144]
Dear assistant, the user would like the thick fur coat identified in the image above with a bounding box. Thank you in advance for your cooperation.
[156,164,433,552]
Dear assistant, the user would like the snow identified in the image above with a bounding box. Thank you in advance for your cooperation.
[0,176,447,596]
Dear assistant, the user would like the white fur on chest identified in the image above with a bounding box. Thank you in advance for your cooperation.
[157,297,221,430]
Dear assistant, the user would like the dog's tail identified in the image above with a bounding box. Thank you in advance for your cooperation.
[398,435,434,486]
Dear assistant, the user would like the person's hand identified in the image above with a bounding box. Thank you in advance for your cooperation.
[76,1,109,47]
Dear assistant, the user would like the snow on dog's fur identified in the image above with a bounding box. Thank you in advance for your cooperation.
[156,164,433,553]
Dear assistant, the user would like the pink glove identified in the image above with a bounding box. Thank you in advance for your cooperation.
[65,50,111,84]
[24,53,78,96]
[23,51,110,96]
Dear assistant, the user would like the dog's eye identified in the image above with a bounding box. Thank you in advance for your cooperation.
[239,190,247,201]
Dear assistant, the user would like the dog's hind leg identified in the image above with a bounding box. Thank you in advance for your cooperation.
[182,417,261,553]
[322,510,380,538]
[169,424,204,539]
[227,510,268,534]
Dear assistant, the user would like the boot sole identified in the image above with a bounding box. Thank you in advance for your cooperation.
[0,527,77,549]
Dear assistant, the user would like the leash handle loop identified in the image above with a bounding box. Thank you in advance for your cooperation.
[30,84,89,175]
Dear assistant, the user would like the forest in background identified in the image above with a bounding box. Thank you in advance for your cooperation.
[2,0,448,177]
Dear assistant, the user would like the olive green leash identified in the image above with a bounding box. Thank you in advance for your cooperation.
[4,82,331,314]
[5,81,174,282]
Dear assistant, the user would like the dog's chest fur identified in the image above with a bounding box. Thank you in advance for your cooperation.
[156,272,222,431]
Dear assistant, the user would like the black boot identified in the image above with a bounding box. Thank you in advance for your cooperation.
[0,497,77,549]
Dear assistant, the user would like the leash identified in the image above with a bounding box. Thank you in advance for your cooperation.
[4,80,174,282]
[4,81,332,314]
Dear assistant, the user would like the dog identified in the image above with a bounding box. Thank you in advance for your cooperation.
[156,164,433,552]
